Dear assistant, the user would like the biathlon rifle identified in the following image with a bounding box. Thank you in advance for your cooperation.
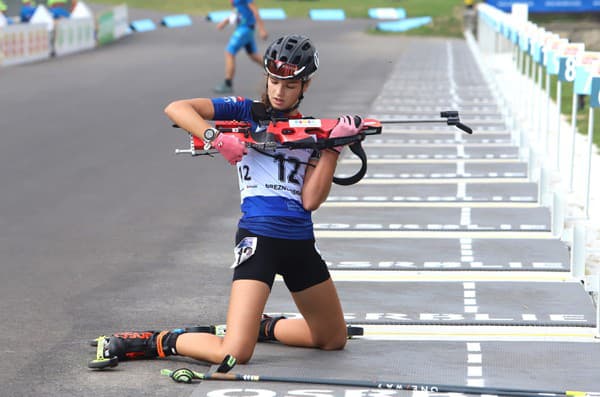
[174,103,473,185]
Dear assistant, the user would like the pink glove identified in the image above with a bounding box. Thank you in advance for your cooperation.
[211,133,248,165]
[330,115,364,152]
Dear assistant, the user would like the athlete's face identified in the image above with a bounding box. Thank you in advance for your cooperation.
[267,76,309,112]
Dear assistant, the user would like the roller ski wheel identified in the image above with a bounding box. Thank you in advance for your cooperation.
[88,336,119,369]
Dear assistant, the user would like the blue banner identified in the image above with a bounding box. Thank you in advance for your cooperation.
[486,0,600,13]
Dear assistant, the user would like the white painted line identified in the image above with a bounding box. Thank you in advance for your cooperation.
[466,343,481,352]
[340,158,521,164]
[376,129,509,135]
[326,270,574,282]
[321,202,538,209]
[354,325,599,342]
[356,178,527,184]
[315,230,553,239]
[363,143,515,148]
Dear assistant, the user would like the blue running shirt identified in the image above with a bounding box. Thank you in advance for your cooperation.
[231,0,256,27]
[212,96,318,239]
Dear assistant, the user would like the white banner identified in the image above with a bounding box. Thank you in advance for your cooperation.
[54,17,95,57]
[0,23,51,66]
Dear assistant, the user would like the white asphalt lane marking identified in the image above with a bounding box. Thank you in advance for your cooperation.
[340,158,521,164]
[326,270,573,282]
[315,230,553,239]
[363,143,514,148]
[460,208,472,227]
[341,172,528,179]
[466,342,484,386]
[321,202,538,208]
[356,178,527,184]
[328,261,567,270]
[354,325,599,342]
[461,237,474,264]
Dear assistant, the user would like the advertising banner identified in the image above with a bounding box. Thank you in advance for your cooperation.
[0,23,50,66]
[54,17,95,56]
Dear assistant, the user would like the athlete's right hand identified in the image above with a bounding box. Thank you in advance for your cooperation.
[330,115,364,152]
[212,133,248,165]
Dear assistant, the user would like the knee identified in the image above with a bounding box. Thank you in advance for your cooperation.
[223,346,255,365]
[316,332,347,351]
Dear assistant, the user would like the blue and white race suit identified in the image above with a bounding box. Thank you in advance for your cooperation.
[212,96,319,240]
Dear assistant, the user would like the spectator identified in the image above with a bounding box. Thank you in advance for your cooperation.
[213,0,268,94]
[47,0,69,19]
[0,0,11,26]
[21,0,37,23]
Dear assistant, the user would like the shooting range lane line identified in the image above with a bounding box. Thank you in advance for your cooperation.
[322,202,538,208]
[319,237,568,272]
[315,230,553,238]
[354,145,520,161]
[266,280,596,328]
[334,160,528,180]
[325,181,538,204]
[464,283,485,386]
[354,325,598,342]
[466,341,484,386]
[313,206,550,232]
[341,158,521,164]
[325,270,572,282]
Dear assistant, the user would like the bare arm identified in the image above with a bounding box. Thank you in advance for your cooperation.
[164,98,215,140]
[248,2,268,40]
[301,150,339,211]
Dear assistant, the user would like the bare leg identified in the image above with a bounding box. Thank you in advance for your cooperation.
[248,52,262,65]
[273,278,347,350]
[175,279,270,364]
[225,51,235,81]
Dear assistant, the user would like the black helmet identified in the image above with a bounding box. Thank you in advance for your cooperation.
[263,34,319,81]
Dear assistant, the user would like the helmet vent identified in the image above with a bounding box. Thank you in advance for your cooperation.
[301,43,311,51]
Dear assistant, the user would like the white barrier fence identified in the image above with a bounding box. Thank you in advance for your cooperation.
[472,3,600,314]
[54,17,95,57]
[0,22,50,66]
[0,3,129,66]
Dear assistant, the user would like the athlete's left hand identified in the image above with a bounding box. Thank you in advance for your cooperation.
[330,115,364,152]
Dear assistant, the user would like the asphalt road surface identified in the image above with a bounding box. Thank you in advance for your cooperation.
[0,13,417,396]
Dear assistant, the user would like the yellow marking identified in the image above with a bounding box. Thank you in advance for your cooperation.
[315,231,553,239]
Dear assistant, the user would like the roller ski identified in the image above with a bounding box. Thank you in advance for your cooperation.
[88,325,225,369]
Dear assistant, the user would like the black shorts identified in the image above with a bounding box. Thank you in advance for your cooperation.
[233,228,331,292]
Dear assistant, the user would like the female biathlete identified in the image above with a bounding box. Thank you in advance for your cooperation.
[102,34,363,365]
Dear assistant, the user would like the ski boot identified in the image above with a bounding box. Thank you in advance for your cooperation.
[89,329,182,369]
